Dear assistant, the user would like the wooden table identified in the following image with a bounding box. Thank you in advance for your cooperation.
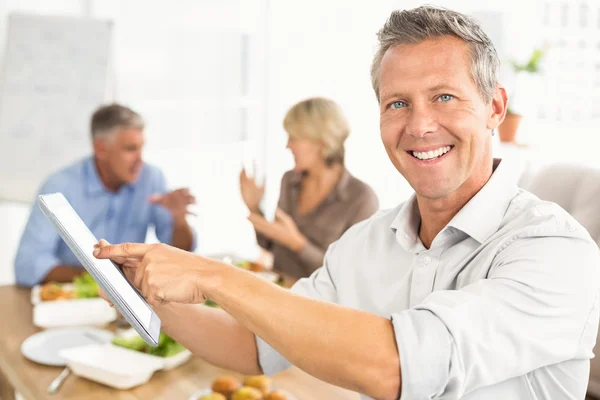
[0,286,359,400]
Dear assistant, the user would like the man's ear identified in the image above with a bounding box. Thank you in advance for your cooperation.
[93,137,109,161]
[487,84,508,130]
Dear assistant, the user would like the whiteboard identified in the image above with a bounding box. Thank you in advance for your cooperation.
[0,13,112,203]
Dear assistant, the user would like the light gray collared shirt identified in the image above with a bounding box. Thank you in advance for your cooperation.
[256,159,600,400]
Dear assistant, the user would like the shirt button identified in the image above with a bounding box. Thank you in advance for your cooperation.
[423,256,431,264]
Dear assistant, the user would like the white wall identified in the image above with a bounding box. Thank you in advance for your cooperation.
[1,0,596,285]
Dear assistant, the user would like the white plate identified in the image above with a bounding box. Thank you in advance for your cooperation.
[21,327,113,366]
[59,343,164,390]
[205,252,246,264]
[33,298,117,328]
[188,387,297,400]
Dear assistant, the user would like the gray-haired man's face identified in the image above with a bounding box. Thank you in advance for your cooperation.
[377,35,501,202]
[95,127,145,184]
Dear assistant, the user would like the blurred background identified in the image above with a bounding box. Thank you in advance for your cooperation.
[0,0,598,286]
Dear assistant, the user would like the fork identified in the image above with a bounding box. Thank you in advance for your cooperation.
[47,331,108,394]
[47,367,70,394]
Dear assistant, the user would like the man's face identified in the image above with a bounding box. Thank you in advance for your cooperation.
[96,127,145,185]
[378,36,497,200]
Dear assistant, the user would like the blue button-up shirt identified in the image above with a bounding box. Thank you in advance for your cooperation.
[14,157,196,287]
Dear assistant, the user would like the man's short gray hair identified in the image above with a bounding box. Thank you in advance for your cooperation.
[90,103,144,139]
[370,6,500,103]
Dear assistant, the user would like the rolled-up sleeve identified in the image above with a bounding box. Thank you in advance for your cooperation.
[392,234,600,399]
[14,183,65,287]
[256,241,340,375]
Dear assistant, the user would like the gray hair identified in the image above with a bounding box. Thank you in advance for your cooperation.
[90,103,144,139]
[370,6,500,103]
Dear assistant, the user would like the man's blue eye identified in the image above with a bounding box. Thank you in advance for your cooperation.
[390,101,406,109]
[438,94,454,102]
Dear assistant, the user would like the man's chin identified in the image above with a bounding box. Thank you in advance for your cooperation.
[410,179,457,200]
[125,173,140,184]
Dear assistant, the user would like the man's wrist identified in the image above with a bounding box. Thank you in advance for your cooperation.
[199,260,235,303]
[172,215,189,227]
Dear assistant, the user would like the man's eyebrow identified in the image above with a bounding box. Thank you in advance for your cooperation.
[379,91,407,103]
[380,84,461,101]
[427,83,460,92]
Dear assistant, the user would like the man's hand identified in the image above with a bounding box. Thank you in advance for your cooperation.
[149,188,196,222]
[239,168,264,213]
[94,240,220,306]
[248,208,307,252]
[95,239,137,307]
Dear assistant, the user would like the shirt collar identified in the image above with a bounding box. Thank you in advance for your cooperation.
[390,158,520,249]
[85,157,138,196]
[447,158,519,243]
[390,193,424,252]
[85,157,105,195]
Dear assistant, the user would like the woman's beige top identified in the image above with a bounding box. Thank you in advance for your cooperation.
[256,169,378,279]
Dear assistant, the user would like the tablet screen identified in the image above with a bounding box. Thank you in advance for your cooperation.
[40,194,152,329]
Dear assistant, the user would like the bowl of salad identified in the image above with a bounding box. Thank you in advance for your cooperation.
[111,328,192,370]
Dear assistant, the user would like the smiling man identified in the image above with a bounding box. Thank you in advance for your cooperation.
[14,104,197,287]
[94,7,599,400]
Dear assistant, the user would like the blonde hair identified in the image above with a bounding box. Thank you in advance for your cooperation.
[283,97,350,165]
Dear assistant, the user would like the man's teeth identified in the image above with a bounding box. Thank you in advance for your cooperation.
[411,146,452,160]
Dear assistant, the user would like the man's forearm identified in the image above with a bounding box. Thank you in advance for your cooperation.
[153,301,261,375]
[171,218,194,251]
[42,265,85,283]
[208,267,402,400]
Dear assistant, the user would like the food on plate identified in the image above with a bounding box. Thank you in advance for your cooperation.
[196,393,227,400]
[211,375,240,396]
[265,391,289,400]
[231,386,263,400]
[39,282,76,301]
[72,272,100,298]
[39,272,99,301]
[243,375,271,395]
[233,260,266,272]
[112,332,186,357]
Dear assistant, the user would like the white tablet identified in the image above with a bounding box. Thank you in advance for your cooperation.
[38,193,161,346]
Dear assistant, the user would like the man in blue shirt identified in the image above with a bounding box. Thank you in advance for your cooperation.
[14,104,196,287]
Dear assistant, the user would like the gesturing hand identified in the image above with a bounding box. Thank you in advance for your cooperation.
[149,188,196,222]
[239,168,265,213]
[248,208,307,252]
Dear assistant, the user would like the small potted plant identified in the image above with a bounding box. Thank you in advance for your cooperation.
[498,47,545,143]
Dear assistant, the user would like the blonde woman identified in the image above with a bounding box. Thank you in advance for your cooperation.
[240,97,378,279]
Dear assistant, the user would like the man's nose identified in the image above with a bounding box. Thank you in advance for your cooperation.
[405,105,437,138]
